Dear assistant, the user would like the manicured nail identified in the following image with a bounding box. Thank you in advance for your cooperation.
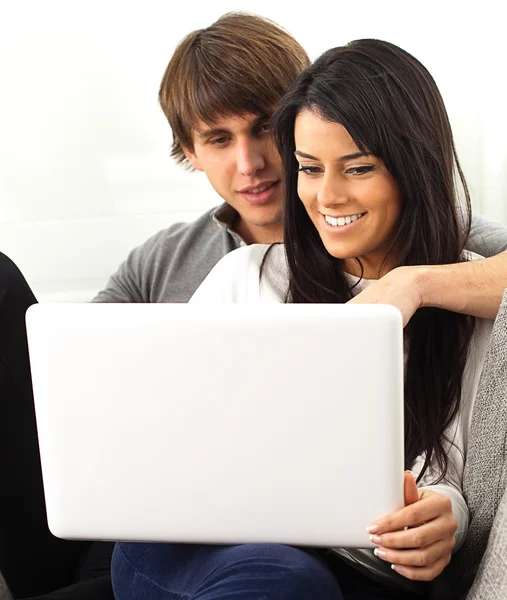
[366,524,379,534]
[391,564,405,575]
[370,535,382,545]
[373,548,387,559]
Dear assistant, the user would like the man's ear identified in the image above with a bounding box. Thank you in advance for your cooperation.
[182,146,203,171]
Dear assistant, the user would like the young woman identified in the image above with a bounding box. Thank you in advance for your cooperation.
[111,40,495,599]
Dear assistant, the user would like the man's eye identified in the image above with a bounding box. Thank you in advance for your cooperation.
[253,123,271,136]
[210,137,229,146]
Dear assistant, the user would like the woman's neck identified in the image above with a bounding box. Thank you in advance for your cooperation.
[340,256,396,280]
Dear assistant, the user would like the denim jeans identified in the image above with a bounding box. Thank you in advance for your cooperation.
[112,542,418,600]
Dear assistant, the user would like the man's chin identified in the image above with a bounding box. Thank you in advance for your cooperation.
[246,212,284,230]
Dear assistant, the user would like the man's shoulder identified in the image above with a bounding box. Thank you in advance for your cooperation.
[468,212,507,257]
[144,207,223,248]
[93,206,240,304]
[130,206,234,263]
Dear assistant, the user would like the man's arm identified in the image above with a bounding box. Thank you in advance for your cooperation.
[92,242,149,303]
[415,251,507,320]
[349,214,507,326]
[349,252,507,326]
[420,212,507,320]
[92,226,181,303]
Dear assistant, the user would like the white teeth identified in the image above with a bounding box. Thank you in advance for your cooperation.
[248,183,272,194]
[324,213,364,227]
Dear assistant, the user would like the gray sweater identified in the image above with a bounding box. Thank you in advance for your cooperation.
[431,289,507,600]
[93,205,507,304]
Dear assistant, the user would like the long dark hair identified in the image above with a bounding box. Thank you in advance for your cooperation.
[271,39,475,481]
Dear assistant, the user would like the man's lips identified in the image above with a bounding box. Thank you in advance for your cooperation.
[238,180,280,206]
[238,180,278,194]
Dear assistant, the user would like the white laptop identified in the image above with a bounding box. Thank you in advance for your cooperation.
[25,303,404,548]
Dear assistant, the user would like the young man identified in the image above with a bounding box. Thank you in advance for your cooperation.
[0,13,310,600]
[92,12,309,306]
[0,11,506,600]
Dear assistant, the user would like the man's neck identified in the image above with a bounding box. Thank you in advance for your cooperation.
[234,217,283,245]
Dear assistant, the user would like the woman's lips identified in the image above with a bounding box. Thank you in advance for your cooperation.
[321,212,367,233]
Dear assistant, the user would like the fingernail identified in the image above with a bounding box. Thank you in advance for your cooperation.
[370,535,382,545]
[366,524,379,534]
[373,548,387,559]
[391,564,405,575]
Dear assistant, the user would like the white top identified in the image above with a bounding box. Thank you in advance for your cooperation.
[190,243,494,590]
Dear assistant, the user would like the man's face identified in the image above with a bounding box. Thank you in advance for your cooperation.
[183,113,284,244]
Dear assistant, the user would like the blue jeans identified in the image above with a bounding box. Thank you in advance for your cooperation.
[111,543,416,600]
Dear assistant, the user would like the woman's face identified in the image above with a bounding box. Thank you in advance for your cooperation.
[294,108,402,279]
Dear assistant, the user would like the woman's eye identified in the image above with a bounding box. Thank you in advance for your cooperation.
[347,165,374,175]
[258,123,271,134]
[297,165,322,175]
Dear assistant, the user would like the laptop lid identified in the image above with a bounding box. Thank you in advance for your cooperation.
[26,302,404,548]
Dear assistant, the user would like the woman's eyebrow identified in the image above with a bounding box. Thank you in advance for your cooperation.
[294,150,371,161]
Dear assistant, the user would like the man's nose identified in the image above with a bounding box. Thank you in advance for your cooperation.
[236,139,265,177]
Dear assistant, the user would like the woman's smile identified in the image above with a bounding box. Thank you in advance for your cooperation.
[294,108,402,279]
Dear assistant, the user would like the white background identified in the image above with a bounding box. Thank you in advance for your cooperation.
[1,0,506,301]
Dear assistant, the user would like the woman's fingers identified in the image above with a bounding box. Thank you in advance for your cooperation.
[390,556,452,581]
[368,491,454,536]
[367,488,459,581]
[370,515,457,549]
[373,537,455,568]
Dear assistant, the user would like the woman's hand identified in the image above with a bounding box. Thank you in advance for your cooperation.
[366,472,458,581]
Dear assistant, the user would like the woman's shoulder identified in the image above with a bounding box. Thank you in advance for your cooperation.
[224,243,273,267]
[189,243,286,304]
[207,243,274,282]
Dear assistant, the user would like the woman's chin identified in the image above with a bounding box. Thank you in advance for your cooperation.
[321,242,358,262]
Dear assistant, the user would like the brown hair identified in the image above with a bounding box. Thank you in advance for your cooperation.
[158,12,310,169]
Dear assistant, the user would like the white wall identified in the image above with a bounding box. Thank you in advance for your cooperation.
[1,0,505,301]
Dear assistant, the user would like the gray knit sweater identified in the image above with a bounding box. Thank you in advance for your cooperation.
[429,290,507,600]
